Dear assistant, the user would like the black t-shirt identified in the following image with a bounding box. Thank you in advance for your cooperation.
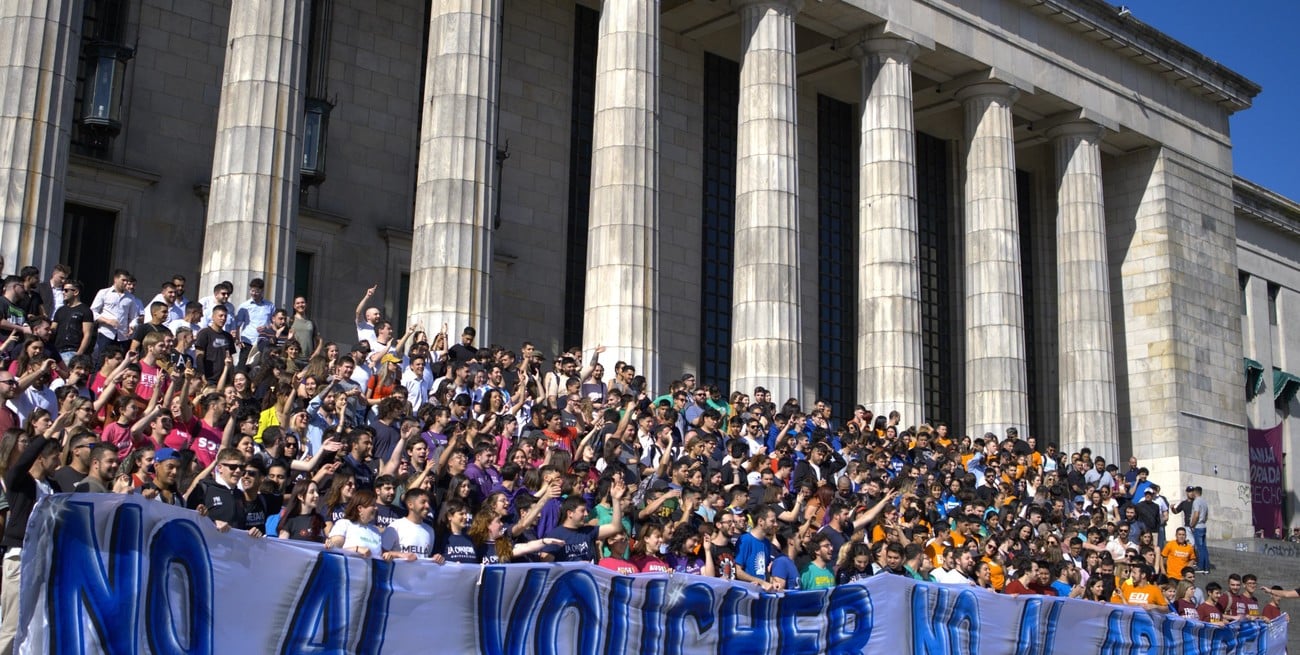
[447,343,476,366]
[543,525,599,563]
[194,327,233,381]
[440,533,479,563]
[52,304,94,352]
[371,421,401,462]
[376,503,403,529]
[238,494,268,532]
[342,455,374,490]
[200,481,241,524]
[819,524,849,563]
[16,290,42,320]
[281,513,325,543]
[50,466,86,492]
[710,541,737,580]
[131,322,170,346]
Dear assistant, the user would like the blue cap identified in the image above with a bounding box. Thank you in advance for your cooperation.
[155,448,180,463]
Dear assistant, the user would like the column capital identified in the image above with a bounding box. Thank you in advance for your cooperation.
[1045,118,1105,142]
[732,0,803,16]
[954,80,1019,105]
[850,35,920,65]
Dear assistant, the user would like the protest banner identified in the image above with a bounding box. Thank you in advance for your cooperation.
[16,495,1289,654]
[1248,424,1285,537]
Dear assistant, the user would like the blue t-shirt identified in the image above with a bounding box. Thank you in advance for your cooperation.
[440,533,479,564]
[543,525,599,563]
[1051,580,1073,598]
[735,532,773,581]
[770,555,800,590]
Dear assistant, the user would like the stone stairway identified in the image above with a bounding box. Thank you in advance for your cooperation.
[1205,543,1298,653]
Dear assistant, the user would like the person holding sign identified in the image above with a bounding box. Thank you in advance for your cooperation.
[326,489,385,558]
[543,477,626,563]
[1115,563,1167,611]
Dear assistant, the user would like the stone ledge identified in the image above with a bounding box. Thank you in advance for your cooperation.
[1213,538,1300,558]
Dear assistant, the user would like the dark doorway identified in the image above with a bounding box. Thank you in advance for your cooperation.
[61,203,117,293]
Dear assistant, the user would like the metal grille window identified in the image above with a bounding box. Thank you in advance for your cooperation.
[916,132,953,425]
[562,5,599,349]
[699,53,740,389]
[817,95,856,416]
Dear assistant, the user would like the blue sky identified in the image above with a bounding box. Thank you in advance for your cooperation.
[1125,1,1300,201]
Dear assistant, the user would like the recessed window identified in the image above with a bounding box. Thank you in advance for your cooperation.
[817,94,856,416]
[698,53,740,390]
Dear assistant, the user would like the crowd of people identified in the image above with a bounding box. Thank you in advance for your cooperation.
[0,263,1292,650]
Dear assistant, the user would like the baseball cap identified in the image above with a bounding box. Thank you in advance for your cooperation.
[155,448,180,463]
[1185,485,1195,492]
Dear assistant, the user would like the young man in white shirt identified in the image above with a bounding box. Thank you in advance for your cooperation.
[382,488,438,561]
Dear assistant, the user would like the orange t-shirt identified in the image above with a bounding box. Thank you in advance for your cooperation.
[1161,541,1195,579]
[1116,582,1166,608]
[983,556,1006,591]
[925,538,950,568]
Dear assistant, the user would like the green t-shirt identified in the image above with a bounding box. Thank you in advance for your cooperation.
[593,504,633,558]
[800,561,836,590]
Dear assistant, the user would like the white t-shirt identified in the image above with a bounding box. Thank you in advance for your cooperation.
[381,518,436,558]
[930,567,974,585]
[329,519,383,557]
[356,321,376,346]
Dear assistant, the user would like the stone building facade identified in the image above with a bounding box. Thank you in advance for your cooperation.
[0,0,1292,538]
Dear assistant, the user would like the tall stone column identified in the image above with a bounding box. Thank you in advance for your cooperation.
[958,82,1028,438]
[582,0,659,386]
[854,37,923,426]
[409,0,501,338]
[0,0,82,274]
[731,0,802,401]
[201,0,309,307]
[1050,121,1118,460]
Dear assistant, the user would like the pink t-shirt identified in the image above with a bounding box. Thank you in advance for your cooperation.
[136,361,168,401]
[190,420,223,468]
[631,554,672,574]
[598,557,638,575]
[102,421,145,459]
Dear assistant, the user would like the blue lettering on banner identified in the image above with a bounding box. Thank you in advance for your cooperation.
[281,552,352,654]
[604,576,635,655]
[48,501,142,655]
[23,498,1294,655]
[146,518,214,655]
[1014,597,1063,655]
[662,581,715,655]
[478,567,549,655]
[1129,610,1157,654]
[1100,610,1127,655]
[777,590,827,654]
[911,585,980,655]
[719,587,777,654]
[535,570,604,655]
[357,559,396,655]
[950,588,980,654]
[638,579,666,655]
[826,584,873,655]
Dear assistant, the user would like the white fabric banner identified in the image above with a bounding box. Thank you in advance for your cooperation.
[15,495,1289,654]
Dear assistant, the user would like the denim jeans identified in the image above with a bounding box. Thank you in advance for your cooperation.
[1193,526,1209,570]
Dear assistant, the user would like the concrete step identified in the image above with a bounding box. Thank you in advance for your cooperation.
[1204,545,1297,652]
